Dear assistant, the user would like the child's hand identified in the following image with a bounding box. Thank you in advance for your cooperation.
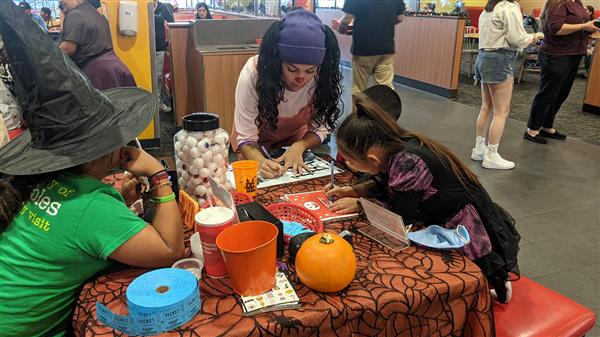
[260,159,286,179]
[324,185,359,199]
[330,197,359,214]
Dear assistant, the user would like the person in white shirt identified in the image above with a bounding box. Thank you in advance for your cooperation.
[232,10,342,178]
[471,0,538,170]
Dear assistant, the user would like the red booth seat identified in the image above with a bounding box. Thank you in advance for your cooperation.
[466,6,484,28]
[494,276,596,337]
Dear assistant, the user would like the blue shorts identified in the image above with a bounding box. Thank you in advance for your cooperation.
[474,49,517,84]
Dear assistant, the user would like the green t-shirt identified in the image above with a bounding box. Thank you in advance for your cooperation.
[0,174,147,337]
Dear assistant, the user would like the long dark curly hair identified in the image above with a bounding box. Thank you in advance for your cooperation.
[255,21,342,133]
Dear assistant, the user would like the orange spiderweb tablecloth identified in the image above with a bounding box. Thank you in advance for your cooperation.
[75,171,493,337]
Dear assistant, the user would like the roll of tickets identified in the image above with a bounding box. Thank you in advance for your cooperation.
[96,268,200,336]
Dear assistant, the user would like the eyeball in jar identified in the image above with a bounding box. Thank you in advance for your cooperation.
[174,113,230,202]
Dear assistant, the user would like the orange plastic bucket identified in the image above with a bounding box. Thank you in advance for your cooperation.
[216,220,278,296]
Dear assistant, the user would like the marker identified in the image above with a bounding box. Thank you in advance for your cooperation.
[329,160,335,201]
[134,137,143,150]
[261,145,284,166]
[133,138,149,186]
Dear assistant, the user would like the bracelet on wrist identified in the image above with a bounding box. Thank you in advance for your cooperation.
[149,171,170,185]
[152,181,173,192]
[150,192,176,204]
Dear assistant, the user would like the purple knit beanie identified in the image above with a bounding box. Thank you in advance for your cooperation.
[278,9,326,65]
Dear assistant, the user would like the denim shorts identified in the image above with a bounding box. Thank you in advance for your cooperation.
[474,49,517,84]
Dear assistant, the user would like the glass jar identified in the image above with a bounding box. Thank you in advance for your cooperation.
[174,113,230,205]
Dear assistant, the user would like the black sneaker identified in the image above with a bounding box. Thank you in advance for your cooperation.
[523,131,547,144]
[540,129,567,140]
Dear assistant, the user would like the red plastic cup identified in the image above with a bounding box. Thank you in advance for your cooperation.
[195,207,236,278]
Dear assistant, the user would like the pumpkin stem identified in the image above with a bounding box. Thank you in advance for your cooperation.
[319,233,334,244]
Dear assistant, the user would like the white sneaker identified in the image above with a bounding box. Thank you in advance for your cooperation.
[159,102,171,112]
[471,148,485,161]
[482,151,515,170]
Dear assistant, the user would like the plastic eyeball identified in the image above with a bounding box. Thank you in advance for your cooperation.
[178,177,185,187]
[174,141,183,151]
[185,137,198,148]
[176,132,186,143]
[214,133,226,144]
[189,147,201,159]
[212,153,223,165]
[189,165,199,175]
[195,185,207,196]
[193,132,205,141]
[182,145,190,154]
[192,158,204,168]
[201,151,213,162]
[199,138,211,152]
[214,167,223,178]
[176,151,184,160]
[207,162,218,173]
[199,167,210,178]
[182,171,190,180]
[192,176,202,185]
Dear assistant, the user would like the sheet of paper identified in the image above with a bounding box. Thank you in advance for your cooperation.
[228,156,344,189]
[283,190,359,223]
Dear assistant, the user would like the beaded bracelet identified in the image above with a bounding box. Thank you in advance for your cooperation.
[149,170,170,185]
[152,181,173,192]
[150,192,176,204]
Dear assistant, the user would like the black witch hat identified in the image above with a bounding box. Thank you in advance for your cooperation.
[0,0,156,175]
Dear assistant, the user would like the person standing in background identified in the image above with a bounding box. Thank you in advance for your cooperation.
[39,7,61,30]
[338,0,406,96]
[59,0,136,90]
[471,0,538,170]
[524,0,599,144]
[154,0,174,112]
[18,2,48,32]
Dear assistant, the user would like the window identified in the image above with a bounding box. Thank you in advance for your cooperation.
[315,0,344,9]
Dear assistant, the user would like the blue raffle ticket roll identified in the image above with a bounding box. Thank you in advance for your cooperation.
[96,268,201,336]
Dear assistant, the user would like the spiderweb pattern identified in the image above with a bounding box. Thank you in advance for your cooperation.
[74,163,493,337]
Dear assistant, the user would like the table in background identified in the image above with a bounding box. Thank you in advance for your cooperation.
[74,170,493,337]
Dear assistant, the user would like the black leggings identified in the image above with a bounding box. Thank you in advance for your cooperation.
[527,52,583,130]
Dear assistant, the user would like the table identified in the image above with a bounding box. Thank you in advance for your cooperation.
[74,169,494,337]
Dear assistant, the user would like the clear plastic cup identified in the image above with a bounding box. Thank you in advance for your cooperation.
[172,258,204,280]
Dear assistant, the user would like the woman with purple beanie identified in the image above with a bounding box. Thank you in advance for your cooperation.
[232,9,342,178]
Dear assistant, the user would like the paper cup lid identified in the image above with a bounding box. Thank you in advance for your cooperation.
[195,207,235,226]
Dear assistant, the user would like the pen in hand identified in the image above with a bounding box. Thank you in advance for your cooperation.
[329,160,335,201]
[261,145,284,166]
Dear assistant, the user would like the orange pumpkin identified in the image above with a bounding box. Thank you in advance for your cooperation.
[295,233,357,293]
